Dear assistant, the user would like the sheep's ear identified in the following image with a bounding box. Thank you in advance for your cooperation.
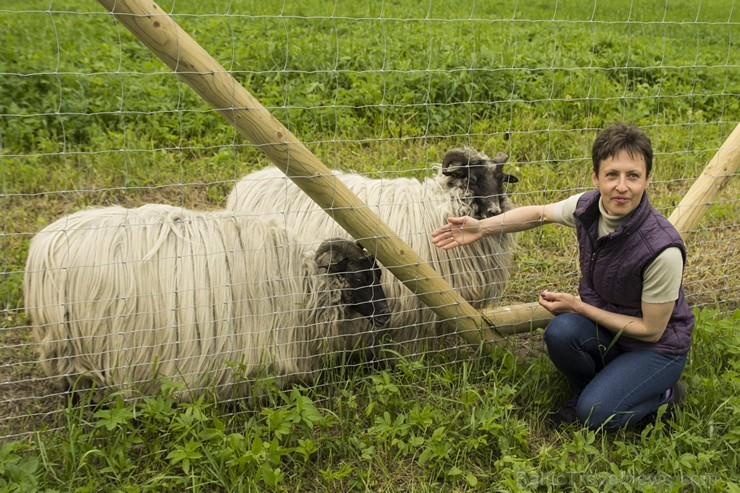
[503,173,519,183]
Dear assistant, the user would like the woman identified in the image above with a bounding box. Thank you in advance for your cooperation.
[431,122,694,430]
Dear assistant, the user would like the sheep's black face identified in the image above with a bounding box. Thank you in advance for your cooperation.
[338,253,390,327]
[315,240,391,327]
[441,148,519,219]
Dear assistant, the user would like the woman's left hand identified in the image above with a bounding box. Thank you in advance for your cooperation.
[538,291,580,315]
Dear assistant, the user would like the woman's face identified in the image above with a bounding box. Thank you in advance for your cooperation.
[592,149,651,217]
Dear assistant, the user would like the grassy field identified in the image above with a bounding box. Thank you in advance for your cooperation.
[1,0,738,491]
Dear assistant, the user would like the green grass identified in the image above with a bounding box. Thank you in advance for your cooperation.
[1,309,738,491]
[1,0,738,490]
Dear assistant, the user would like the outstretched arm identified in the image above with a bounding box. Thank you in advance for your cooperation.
[431,204,557,250]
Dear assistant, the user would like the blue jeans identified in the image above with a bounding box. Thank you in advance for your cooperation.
[543,313,687,431]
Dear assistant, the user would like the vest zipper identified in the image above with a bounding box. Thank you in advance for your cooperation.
[590,237,608,278]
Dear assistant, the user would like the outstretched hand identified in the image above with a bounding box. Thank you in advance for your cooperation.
[431,216,483,249]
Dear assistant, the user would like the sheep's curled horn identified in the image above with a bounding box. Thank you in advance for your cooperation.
[315,238,365,273]
[441,148,512,178]
[442,147,519,183]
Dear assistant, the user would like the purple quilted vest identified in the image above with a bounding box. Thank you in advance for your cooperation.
[574,190,695,354]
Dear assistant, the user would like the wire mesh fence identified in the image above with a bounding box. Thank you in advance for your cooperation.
[1,0,738,440]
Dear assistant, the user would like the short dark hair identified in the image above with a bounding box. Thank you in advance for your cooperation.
[592,122,653,177]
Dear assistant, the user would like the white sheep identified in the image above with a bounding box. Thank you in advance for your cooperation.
[225,148,518,354]
[24,204,390,402]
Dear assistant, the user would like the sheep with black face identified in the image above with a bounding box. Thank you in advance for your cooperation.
[24,204,391,402]
[225,147,518,354]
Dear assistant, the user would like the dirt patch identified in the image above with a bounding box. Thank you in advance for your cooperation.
[0,321,67,439]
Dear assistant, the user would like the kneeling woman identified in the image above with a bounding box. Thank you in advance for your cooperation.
[431,122,693,430]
